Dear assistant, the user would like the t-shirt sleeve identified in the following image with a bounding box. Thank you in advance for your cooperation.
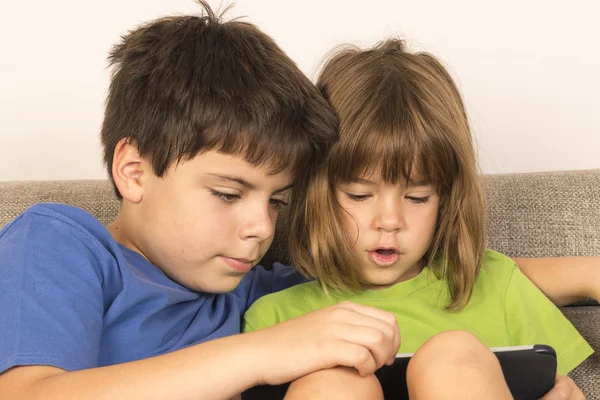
[241,262,307,311]
[0,212,105,374]
[503,266,594,376]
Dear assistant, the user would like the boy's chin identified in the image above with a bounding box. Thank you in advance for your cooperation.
[185,274,246,294]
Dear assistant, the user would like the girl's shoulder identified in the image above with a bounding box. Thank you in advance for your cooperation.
[481,249,519,272]
[246,280,332,314]
[474,249,520,294]
[243,280,332,331]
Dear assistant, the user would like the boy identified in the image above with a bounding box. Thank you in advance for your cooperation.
[0,3,597,400]
[0,3,400,399]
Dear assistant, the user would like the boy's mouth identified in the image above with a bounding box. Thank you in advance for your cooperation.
[221,256,256,273]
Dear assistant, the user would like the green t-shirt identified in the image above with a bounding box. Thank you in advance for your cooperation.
[244,249,593,375]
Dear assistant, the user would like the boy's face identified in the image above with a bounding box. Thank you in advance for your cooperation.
[117,150,292,293]
[335,173,439,289]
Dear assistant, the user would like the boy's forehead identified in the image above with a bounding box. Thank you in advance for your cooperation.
[185,150,294,184]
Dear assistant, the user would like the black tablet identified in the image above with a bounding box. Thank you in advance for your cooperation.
[242,344,557,400]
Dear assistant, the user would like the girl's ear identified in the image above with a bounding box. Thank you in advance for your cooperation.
[111,138,149,203]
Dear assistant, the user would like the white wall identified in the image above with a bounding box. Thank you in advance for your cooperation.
[1,0,598,181]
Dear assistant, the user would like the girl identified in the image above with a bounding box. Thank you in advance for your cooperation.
[243,39,593,399]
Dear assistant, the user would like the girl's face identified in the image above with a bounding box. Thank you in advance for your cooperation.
[335,173,439,288]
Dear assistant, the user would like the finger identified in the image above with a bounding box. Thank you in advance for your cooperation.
[331,322,395,370]
[342,303,401,366]
[337,301,400,336]
[327,307,398,366]
[335,302,401,362]
[325,340,379,377]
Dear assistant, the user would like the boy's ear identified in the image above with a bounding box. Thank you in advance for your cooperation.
[112,138,149,203]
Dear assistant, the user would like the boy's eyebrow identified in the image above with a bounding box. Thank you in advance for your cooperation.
[209,174,257,189]
[207,174,293,193]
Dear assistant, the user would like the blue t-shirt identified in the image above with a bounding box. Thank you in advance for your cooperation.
[0,203,305,373]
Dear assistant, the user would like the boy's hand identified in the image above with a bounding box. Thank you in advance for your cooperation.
[251,301,400,386]
[539,376,584,400]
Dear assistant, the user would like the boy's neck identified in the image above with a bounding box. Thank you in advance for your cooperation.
[107,209,147,262]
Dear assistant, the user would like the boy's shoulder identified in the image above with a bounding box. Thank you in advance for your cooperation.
[0,203,120,280]
[3,202,108,237]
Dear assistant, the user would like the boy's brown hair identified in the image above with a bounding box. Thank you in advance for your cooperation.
[101,1,337,201]
[290,39,486,310]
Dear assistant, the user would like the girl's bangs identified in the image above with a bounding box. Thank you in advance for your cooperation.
[328,119,456,191]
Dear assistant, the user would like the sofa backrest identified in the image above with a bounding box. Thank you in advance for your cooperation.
[1,169,599,266]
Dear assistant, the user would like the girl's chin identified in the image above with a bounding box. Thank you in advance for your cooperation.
[362,264,425,289]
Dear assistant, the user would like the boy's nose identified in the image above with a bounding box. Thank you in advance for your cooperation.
[239,207,276,241]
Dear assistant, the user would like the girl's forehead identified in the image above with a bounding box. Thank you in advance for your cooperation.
[348,159,430,182]
[344,173,432,186]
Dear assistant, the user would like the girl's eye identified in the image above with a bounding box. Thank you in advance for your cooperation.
[406,195,430,204]
[269,198,289,210]
[210,189,240,203]
[345,193,370,202]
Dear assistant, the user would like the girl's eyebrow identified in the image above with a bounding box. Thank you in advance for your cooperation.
[350,177,431,187]
[408,178,431,187]
[350,177,377,185]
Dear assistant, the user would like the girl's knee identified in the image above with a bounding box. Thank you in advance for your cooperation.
[407,330,497,379]
[407,331,511,399]
[414,330,489,360]
[421,330,484,351]
[284,367,383,400]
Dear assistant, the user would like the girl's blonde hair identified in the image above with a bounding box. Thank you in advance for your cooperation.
[289,39,486,310]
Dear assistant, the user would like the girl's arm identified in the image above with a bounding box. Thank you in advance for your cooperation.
[540,375,585,400]
[514,257,600,306]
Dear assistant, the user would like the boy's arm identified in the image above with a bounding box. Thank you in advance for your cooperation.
[514,256,600,306]
[0,301,400,400]
[1,334,263,400]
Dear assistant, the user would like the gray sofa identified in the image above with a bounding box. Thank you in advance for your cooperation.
[1,169,599,397]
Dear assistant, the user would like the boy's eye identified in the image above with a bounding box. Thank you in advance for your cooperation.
[406,195,430,204]
[345,193,370,202]
[210,189,240,203]
[269,198,289,210]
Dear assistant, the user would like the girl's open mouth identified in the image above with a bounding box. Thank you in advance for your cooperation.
[368,248,400,266]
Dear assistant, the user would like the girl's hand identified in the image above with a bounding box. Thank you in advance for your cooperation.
[593,271,600,303]
[539,376,585,400]
[250,301,400,386]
